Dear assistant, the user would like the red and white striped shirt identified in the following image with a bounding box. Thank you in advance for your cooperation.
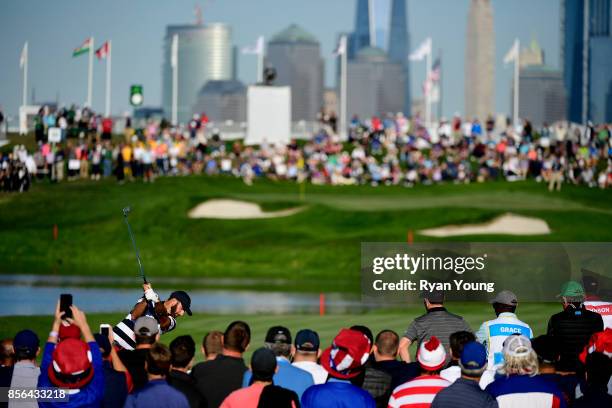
[388,375,450,408]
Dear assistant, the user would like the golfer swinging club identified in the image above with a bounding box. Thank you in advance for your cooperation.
[113,207,193,350]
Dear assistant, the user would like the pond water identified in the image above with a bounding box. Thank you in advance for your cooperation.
[0,274,370,316]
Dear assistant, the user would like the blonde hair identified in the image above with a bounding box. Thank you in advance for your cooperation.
[498,350,539,377]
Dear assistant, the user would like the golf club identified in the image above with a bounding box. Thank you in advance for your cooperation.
[122,206,147,283]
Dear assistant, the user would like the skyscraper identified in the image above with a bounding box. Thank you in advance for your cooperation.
[266,24,324,121]
[464,0,494,120]
[348,0,371,59]
[347,47,405,118]
[562,0,612,123]
[388,0,411,115]
[162,23,233,124]
[518,67,567,127]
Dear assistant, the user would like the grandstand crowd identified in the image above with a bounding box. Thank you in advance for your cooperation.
[1,105,612,192]
[0,280,610,408]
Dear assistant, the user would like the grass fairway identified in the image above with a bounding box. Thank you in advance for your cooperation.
[0,302,561,362]
[1,177,612,292]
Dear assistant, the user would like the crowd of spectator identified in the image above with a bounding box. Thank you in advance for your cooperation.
[0,279,610,407]
[2,105,611,193]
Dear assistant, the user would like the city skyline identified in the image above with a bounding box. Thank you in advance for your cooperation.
[1,0,560,120]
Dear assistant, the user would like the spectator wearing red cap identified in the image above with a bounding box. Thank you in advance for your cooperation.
[37,303,104,408]
[301,328,376,408]
[577,328,612,396]
[573,352,612,407]
[388,336,450,408]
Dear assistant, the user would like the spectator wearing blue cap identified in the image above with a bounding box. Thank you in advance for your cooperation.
[0,330,40,408]
[431,341,498,408]
[291,329,328,384]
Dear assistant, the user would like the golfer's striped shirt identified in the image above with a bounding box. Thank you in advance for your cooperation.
[113,298,176,350]
[388,375,450,408]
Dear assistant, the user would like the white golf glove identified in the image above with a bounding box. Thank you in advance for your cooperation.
[144,288,159,303]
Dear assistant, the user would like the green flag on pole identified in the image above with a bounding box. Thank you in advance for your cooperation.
[73,38,92,57]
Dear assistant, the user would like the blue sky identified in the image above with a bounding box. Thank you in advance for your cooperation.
[0,0,560,118]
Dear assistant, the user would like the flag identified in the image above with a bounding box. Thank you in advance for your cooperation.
[409,37,431,61]
[73,38,92,57]
[20,42,28,68]
[95,41,110,60]
[242,36,264,55]
[171,34,179,68]
[333,35,347,57]
[429,58,441,82]
[504,39,519,64]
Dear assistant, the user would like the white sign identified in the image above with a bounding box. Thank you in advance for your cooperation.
[48,127,62,143]
[246,85,291,146]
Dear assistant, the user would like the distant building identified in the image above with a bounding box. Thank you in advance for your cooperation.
[517,66,567,127]
[266,24,324,122]
[388,0,411,115]
[348,0,372,59]
[589,37,612,123]
[465,0,495,120]
[347,47,405,119]
[193,80,246,123]
[133,107,164,122]
[561,0,612,123]
[520,38,545,68]
[162,24,233,124]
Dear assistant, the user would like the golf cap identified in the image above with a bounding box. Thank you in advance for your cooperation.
[13,329,40,354]
[295,329,320,352]
[265,326,291,345]
[134,316,159,337]
[169,290,192,316]
[557,281,585,299]
[251,347,277,382]
[420,288,444,304]
[490,290,518,306]
[459,341,487,376]
[502,334,532,358]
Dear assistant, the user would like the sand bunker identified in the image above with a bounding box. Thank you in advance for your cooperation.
[188,199,303,220]
[419,213,551,237]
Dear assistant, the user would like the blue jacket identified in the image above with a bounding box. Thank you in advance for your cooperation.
[243,357,314,399]
[38,341,104,408]
[302,380,376,408]
[124,379,189,408]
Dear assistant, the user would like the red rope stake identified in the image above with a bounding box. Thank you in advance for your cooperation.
[407,229,414,245]
[53,224,58,241]
[319,293,325,316]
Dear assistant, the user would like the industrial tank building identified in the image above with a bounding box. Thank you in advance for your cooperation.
[162,23,233,124]
[266,24,324,122]
[464,0,495,120]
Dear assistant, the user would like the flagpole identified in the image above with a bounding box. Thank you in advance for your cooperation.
[87,37,94,108]
[257,36,264,84]
[438,49,443,121]
[368,0,376,46]
[425,39,432,127]
[22,42,28,108]
[340,35,348,141]
[172,33,179,126]
[513,39,520,128]
[105,41,112,117]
